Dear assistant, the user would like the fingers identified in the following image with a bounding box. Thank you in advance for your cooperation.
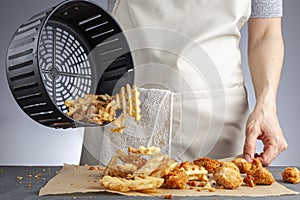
[243,104,288,166]
[243,124,260,162]
[256,135,288,166]
[255,148,275,166]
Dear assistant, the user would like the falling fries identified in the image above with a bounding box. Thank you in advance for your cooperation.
[64,84,141,133]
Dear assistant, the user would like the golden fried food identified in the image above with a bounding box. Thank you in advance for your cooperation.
[179,161,208,181]
[65,84,141,133]
[103,156,119,177]
[200,181,216,192]
[243,174,255,187]
[219,162,240,172]
[150,159,178,178]
[187,181,197,186]
[247,158,263,175]
[252,167,274,185]
[110,114,127,134]
[163,167,189,189]
[100,175,164,192]
[282,167,300,184]
[104,151,144,178]
[213,165,243,189]
[193,157,220,173]
[114,84,141,121]
[65,93,116,125]
[117,164,138,178]
[133,154,169,177]
[231,158,251,173]
[104,156,136,179]
[100,148,279,192]
[128,146,161,155]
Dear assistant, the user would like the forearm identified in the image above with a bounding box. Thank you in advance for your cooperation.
[248,18,284,109]
[243,18,287,165]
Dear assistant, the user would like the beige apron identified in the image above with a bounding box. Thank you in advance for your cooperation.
[81,0,251,164]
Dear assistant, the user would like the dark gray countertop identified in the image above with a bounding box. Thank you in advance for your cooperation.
[0,166,299,200]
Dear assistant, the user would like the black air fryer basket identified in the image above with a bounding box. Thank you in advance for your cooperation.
[6,0,134,129]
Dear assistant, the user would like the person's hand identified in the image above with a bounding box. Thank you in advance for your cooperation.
[243,102,288,166]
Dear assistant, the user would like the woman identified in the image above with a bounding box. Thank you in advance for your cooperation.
[81,0,287,166]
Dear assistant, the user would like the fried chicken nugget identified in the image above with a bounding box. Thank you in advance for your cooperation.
[243,174,255,187]
[219,162,240,172]
[282,167,300,184]
[253,167,274,185]
[163,167,189,189]
[232,158,251,173]
[213,165,243,189]
[193,157,220,173]
[247,158,262,175]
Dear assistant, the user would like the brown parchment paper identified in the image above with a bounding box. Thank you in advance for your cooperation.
[39,165,299,197]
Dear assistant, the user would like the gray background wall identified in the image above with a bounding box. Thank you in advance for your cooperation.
[0,0,299,166]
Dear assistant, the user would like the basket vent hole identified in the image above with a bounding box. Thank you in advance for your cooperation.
[79,14,101,25]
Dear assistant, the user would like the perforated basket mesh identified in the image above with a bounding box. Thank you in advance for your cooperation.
[6,0,134,128]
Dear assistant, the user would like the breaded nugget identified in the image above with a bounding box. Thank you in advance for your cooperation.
[253,167,274,185]
[247,158,262,175]
[193,157,220,173]
[243,174,255,187]
[213,165,243,189]
[232,158,251,173]
[282,167,300,184]
[163,167,189,189]
[219,162,240,172]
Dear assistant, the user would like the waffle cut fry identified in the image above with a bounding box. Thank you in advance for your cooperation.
[64,84,141,134]
[109,84,141,133]
[113,84,141,121]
